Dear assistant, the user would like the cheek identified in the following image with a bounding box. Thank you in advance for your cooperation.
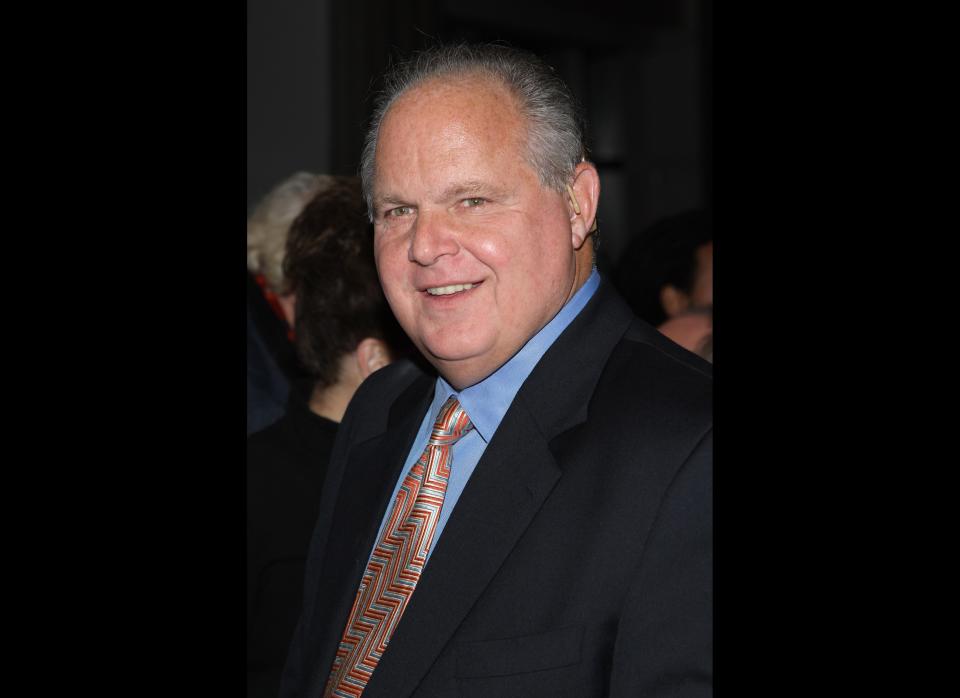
[469,217,557,275]
[374,241,413,315]
[375,235,405,279]
[471,237,508,268]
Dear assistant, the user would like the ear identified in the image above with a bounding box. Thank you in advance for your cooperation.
[660,284,691,318]
[354,337,393,380]
[277,292,296,328]
[567,162,601,250]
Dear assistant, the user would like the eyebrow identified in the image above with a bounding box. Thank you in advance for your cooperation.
[438,180,506,201]
[371,195,412,216]
[373,181,509,212]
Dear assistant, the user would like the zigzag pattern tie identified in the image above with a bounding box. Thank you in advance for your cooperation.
[323,396,473,698]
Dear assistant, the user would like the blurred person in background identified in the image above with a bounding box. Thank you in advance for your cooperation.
[613,209,712,327]
[246,176,412,698]
[657,306,712,362]
[246,172,330,434]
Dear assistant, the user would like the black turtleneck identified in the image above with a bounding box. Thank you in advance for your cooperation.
[246,393,339,698]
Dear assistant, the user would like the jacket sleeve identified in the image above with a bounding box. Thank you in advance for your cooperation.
[609,428,713,697]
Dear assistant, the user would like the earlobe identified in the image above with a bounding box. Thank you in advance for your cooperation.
[356,338,393,379]
[368,346,389,372]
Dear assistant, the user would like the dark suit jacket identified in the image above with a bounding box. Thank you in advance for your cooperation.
[281,281,712,697]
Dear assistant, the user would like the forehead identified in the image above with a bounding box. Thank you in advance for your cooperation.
[375,76,528,168]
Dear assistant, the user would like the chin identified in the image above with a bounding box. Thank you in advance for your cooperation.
[421,332,492,367]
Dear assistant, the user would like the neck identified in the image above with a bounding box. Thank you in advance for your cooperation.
[307,381,355,423]
[439,260,596,391]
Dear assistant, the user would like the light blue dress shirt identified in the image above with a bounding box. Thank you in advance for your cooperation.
[369,269,601,565]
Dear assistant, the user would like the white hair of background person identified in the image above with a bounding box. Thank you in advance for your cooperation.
[246,172,334,294]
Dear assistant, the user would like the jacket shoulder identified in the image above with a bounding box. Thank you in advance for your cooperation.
[338,358,432,446]
[586,319,713,458]
[618,318,712,410]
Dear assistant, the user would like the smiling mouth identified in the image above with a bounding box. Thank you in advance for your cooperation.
[426,283,477,296]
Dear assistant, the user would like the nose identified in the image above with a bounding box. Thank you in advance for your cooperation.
[409,209,459,266]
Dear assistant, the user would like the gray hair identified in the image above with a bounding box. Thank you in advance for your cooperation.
[359,43,588,217]
[246,172,333,294]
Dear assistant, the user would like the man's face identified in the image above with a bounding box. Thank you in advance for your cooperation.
[371,77,592,389]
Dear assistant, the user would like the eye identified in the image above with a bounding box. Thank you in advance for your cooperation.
[385,206,413,218]
[462,197,486,208]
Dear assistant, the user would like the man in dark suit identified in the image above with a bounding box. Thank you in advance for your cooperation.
[281,43,712,698]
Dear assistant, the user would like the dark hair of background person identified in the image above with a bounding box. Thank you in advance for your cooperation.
[612,208,712,327]
[283,176,409,389]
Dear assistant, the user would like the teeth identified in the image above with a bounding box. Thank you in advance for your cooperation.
[427,283,474,296]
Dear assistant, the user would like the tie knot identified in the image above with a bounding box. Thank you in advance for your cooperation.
[429,396,473,446]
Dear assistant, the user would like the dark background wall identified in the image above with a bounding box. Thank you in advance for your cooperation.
[247,0,711,271]
[247,0,333,211]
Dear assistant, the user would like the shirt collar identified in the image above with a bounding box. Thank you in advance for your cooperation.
[431,269,600,443]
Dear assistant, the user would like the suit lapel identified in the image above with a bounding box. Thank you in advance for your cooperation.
[362,281,636,697]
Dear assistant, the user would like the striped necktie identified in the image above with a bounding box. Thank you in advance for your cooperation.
[323,396,473,697]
